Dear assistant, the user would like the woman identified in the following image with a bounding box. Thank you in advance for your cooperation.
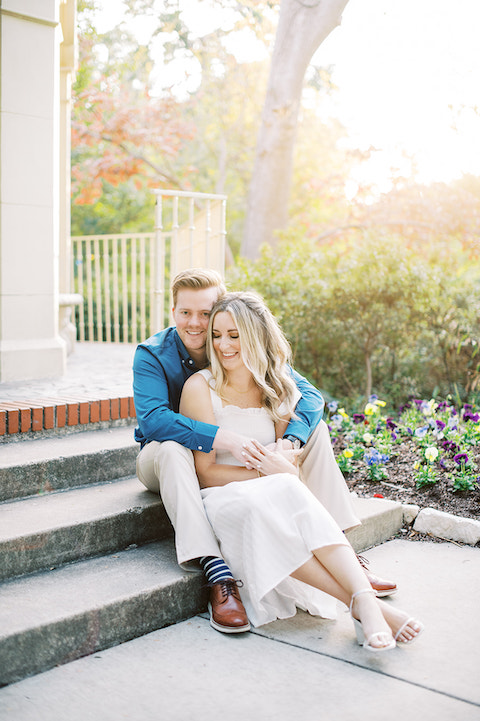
[179,292,423,651]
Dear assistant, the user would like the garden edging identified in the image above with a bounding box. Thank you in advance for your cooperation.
[405,504,480,546]
[351,494,480,547]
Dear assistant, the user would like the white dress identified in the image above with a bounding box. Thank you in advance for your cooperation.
[198,370,349,628]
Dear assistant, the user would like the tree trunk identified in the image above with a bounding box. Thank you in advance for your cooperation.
[242,0,349,259]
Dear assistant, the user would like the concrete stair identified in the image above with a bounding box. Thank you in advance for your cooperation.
[0,428,208,687]
[0,426,404,688]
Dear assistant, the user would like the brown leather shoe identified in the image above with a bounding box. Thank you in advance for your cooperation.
[208,579,251,633]
[357,555,397,597]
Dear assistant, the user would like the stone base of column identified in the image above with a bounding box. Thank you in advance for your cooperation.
[0,337,66,383]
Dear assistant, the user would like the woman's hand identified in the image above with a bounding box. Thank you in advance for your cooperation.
[242,439,302,477]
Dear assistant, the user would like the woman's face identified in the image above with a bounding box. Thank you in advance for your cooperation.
[211,311,244,371]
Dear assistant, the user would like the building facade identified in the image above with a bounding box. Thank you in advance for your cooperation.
[0,0,76,381]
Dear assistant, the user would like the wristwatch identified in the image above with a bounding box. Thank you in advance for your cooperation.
[284,434,303,449]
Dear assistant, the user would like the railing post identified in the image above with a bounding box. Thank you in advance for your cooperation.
[112,238,120,342]
[220,197,227,265]
[153,194,165,332]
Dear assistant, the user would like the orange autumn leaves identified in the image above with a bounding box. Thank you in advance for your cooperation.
[72,82,195,204]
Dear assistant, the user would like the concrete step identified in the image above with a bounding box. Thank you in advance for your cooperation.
[0,494,405,687]
[0,539,207,687]
[0,414,405,690]
[346,496,404,553]
[0,426,138,501]
[0,477,172,581]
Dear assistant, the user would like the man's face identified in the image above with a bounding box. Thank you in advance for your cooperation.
[173,287,220,360]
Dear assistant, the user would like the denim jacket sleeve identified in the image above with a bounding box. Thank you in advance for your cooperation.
[133,342,218,452]
[284,367,324,445]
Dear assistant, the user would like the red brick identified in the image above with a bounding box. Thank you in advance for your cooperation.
[18,400,53,432]
[22,398,58,430]
[100,399,110,421]
[56,404,67,428]
[110,398,119,420]
[89,400,100,423]
[0,410,6,435]
[1,402,39,434]
[31,407,44,431]
[119,397,129,419]
[79,402,89,424]
[43,406,55,429]
[67,402,79,426]
[20,408,31,432]
[8,409,19,434]
[128,397,136,418]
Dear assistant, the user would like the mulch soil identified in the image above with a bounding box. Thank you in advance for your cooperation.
[332,436,480,522]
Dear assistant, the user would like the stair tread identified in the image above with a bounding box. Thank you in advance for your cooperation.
[0,477,160,542]
[0,540,190,637]
[0,426,137,469]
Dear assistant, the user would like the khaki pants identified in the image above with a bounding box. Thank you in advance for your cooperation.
[136,419,360,569]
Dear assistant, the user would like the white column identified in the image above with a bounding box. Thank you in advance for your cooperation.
[59,0,76,296]
[0,0,66,381]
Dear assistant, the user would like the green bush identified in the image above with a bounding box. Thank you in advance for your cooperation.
[228,234,480,410]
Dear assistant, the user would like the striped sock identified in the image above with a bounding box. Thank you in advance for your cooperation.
[200,556,234,585]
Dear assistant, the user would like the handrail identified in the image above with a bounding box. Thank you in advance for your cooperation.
[71,191,226,343]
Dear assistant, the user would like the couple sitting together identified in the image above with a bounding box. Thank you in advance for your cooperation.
[133,268,423,652]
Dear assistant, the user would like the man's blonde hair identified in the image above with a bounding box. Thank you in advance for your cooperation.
[171,268,226,307]
[207,291,298,423]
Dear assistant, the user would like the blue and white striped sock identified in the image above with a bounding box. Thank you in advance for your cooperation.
[200,556,234,585]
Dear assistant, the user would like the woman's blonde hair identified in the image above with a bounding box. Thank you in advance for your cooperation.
[207,291,298,422]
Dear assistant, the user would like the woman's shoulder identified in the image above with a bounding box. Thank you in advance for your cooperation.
[183,368,211,390]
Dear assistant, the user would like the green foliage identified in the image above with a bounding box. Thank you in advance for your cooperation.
[71,180,155,235]
[228,232,480,408]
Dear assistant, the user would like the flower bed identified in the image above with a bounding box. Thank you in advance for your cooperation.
[327,397,480,521]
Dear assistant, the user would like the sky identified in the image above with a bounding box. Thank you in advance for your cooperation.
[93,0,480,189]
[313,0,480,188]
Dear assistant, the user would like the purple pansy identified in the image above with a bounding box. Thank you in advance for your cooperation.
[453,453,469,466]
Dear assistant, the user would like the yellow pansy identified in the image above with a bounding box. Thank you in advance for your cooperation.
[343,449,354,458]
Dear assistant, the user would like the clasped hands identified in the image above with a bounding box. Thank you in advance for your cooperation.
[241,438,302,477]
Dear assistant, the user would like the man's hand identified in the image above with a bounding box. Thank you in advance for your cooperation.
[212,428,252,464]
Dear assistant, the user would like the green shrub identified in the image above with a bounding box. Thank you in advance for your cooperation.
[228,233,480,410]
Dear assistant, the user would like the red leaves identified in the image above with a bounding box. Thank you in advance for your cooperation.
[71,76,195,204]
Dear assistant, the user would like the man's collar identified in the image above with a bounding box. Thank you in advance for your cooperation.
[173,328,198,371]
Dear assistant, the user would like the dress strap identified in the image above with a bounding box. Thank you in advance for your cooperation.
[197,369,222,415]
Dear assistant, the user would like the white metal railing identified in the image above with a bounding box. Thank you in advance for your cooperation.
[71,191,226,343]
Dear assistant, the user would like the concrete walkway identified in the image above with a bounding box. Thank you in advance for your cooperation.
[0,342,137,402]
[1,342,479,719]
[1,538,479,721]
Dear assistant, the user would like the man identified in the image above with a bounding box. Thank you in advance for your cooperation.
[133,268,396,634]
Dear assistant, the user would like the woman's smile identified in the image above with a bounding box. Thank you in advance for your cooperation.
[212,312,243,367]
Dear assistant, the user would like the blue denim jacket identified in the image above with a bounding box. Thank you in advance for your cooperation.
[133,326,324,451]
